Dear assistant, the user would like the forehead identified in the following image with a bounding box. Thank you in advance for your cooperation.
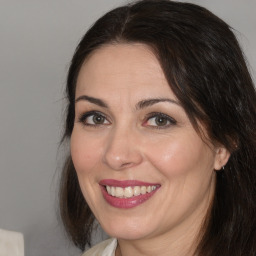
[75,43,176,101]
[80,43,159,74]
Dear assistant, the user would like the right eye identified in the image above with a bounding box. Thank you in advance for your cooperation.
[78,111,110,126]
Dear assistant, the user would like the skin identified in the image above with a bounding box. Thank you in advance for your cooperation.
[71,43,230,256]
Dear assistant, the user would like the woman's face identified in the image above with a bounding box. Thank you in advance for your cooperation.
[71,43,227,241]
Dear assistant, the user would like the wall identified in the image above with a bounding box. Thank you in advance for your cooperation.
[0,1,255,255]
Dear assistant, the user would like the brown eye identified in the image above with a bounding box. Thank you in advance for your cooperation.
[145,112,177,128]
[79,111,110,126]
[155,116,168,126]
[93,114,106,124]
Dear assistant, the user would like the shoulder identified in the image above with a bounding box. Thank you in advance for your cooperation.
[81,238,117,256]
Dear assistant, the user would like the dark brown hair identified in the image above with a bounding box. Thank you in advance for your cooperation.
[59,0,256,254]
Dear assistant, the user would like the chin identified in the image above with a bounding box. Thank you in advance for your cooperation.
[100,217,156,240]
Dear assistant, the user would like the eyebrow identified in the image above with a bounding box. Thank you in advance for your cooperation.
[75,95,179,109]
[135,98,180,110]
[75,95,108,108]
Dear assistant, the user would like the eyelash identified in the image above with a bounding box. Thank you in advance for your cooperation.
[78,111,177,129]
[78,111,110,127]
[143,112,177,129]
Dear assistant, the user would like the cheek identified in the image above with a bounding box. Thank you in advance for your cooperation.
[70,130,102,176]
[145,135,216,217]
[145,135,215,179]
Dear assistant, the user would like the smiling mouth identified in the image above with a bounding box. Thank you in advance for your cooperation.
[105,185,157,198]
[99,180,160,208]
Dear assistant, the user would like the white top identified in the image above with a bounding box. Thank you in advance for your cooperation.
[82,238,117,256]
[0,229,24,256]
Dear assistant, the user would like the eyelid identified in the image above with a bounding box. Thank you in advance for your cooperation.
[143,112,177,128]
[77,110,176,129]
[78,110,111,126]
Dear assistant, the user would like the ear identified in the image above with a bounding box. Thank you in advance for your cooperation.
[214,146,231,170]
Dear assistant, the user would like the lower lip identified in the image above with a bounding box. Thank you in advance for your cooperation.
[100,186,159,209]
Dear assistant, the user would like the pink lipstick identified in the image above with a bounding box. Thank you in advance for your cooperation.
[99,179,160,209]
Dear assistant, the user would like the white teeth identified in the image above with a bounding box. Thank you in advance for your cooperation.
[111,187,115,197]
[124,187,133,198]
[115,187,124,198]
[105,185,157,198]
[147,186,152,193]
[133,186,141,196]
[141,186,147,194]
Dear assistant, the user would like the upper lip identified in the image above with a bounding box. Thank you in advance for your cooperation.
[99,179,160,188]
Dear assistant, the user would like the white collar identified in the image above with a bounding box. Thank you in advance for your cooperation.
[102,238,117,256]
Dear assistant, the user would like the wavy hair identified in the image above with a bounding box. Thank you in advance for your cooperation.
[59,1,256,254]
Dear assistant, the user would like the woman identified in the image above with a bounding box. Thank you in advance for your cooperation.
[59,0,256,255]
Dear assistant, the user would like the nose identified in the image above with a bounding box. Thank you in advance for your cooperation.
[102,126,143,171]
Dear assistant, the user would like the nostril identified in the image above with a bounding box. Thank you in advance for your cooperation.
[120,162,133,168]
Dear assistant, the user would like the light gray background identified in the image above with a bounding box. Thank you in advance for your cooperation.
[0,1,255,256]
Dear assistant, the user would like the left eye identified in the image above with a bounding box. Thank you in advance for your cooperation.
[145,113,176,128]
[87,114,108,125]
[78,111,110,126]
